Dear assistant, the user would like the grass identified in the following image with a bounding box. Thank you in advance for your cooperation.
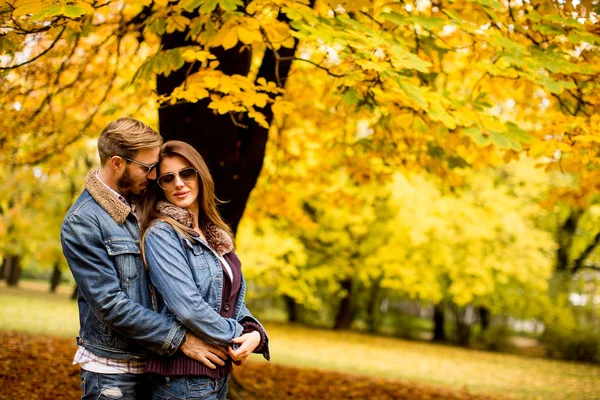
[1,282,599,399]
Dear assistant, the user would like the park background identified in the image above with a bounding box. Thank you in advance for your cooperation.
[1,0,600,398]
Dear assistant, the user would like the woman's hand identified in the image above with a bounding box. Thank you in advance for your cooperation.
[228,331,261,365]
[180,333,228,369]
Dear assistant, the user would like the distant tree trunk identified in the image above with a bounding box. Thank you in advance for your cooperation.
[366,278,382,333]
[478,306,491,331]
[71,284,79,300]
[454,306,473,346]
[555,210,581,271]
[4,255,21,287]
[334,278,354,330]
[0,257,6,281]
[284,295,298,323]
[432,303,446,342]
[50,263,61,293]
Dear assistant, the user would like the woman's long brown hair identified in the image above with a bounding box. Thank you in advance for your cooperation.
[139,140,234,246]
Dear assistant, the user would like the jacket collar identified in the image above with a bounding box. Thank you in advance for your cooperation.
[84,167,131,224]
[156,201,234,256]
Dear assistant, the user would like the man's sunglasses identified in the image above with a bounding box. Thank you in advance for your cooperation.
[157,167,198,190]
[119,156,158,176]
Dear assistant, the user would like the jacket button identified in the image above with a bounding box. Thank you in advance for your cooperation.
[224,304,230,312]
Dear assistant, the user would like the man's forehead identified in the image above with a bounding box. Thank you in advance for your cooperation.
[136,146,160,163]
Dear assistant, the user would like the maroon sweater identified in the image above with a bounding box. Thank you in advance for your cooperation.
[145,252,265,378]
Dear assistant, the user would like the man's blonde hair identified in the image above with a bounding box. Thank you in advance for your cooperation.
[98,118,163,165]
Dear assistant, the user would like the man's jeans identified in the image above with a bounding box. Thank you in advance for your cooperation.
[150,375,229,400]
[81,369,150,400]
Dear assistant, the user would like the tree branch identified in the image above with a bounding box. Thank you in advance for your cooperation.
[0,27,66,70]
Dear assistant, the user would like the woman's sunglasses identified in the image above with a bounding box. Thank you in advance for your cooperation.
[157,167,198,190]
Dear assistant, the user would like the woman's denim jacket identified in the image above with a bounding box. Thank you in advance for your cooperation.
[143,220,270,360]
[61,177,186,361]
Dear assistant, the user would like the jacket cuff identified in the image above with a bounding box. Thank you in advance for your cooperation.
[242,321,266,354]
[169,325,187,355]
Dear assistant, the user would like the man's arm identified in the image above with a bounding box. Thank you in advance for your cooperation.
[61,212,185,356]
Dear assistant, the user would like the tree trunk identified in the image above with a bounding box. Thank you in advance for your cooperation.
[156,10,305,234]
[454,306,473,346]
[284,295,298,323]
[5,255,21,287]
[432,303,446,342]
[333,279,354,330]
[555,210,581,271]
[366,278,382,333]
[50,263,61,293]
[0,257,6,281]
[478,306,491,331]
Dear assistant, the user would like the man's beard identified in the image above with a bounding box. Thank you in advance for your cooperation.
[117,167,134,198]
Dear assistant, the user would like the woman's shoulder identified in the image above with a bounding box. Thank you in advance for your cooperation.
[145,219,179,238]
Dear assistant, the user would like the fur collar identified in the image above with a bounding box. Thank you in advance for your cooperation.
[84,167,131,224]
[156,201,234,255]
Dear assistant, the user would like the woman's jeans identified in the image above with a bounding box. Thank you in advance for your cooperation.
[151,375,229,400]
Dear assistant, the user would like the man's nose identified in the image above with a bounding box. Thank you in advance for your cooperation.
[147,168,157,181]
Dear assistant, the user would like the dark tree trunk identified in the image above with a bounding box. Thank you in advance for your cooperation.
[555,210,581,271]
[334,279,354,330]
[366,278,382,333]
[478,306,491,331]
[0,257,6,281]
[432,303,446,342]
[156,7,307,234]
[284,295,298,323]
[50,263,61,293]
[5,255,21,287]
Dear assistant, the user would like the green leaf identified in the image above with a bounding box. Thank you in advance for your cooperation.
[469,0,501,9]
[489,131,517,149]
[342,88,360,106]
[443,9,463,24]
[398,81,428,110]
[463,126,490,146]
[220,0,242,11]
[505,122,533,144]
[199,0,218,13]
[412,116,429,134]
[31,5,62,21]
[181,0,204,12]
[412,16,446,31]
[63,5,89,18]
[533,24,564,36]
[381,12,412,27]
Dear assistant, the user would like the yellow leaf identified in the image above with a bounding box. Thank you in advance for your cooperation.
[220,27,239,50]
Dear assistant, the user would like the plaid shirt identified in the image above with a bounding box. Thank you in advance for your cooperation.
[74,172,144,374]
[73,346,146,374]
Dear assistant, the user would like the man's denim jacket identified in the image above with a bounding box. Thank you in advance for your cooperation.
[60,169,185,361]
[143,218,270,361]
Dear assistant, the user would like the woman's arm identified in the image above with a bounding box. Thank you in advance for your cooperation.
[144,222,244,348]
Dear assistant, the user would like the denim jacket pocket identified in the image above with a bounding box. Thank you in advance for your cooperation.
[182,237,210,270]
[105,237,141,285]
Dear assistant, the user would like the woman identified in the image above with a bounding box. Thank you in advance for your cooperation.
[140,140,269,400]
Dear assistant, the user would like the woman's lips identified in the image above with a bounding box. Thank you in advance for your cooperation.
[174,191,189,198]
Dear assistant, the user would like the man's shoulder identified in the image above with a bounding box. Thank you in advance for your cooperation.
[63,190,112,225]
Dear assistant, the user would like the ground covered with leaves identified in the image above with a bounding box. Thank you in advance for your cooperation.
[0,331,501,400]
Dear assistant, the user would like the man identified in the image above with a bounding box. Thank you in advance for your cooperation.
[61,118,228,399]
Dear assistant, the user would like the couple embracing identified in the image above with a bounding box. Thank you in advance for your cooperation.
[61,117,269,400]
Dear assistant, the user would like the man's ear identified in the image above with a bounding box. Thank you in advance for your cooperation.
[109,156,125,172]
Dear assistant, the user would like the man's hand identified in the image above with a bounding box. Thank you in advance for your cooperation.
[180,333,228,369]
[228,331,261,365]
